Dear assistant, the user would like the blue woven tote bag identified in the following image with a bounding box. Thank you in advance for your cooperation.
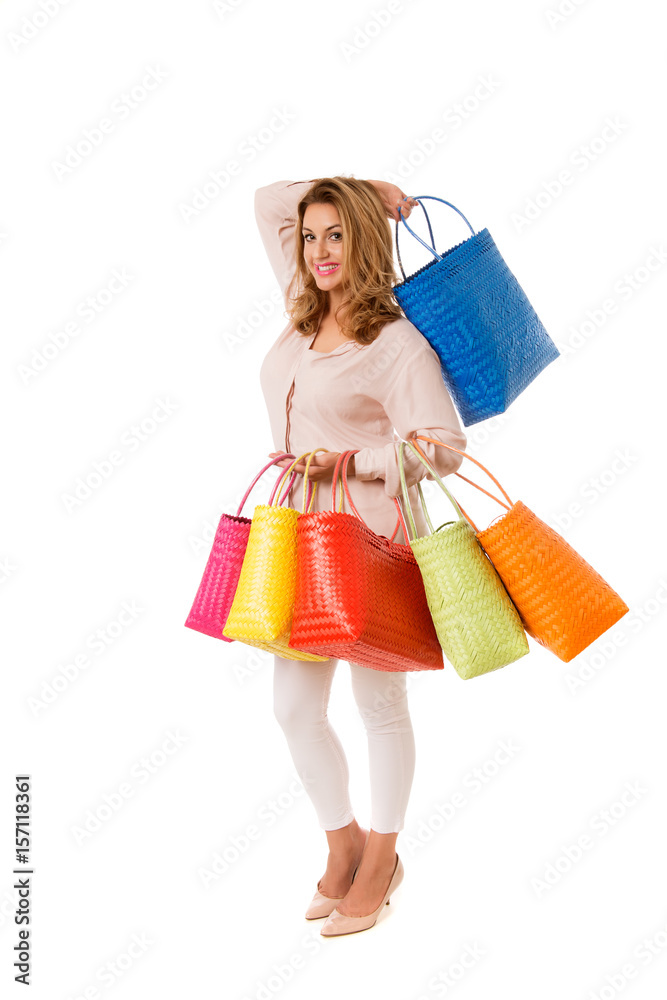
[392,196,560,426]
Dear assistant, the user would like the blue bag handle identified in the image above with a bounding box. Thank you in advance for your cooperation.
[390,199,438,287]
[395,196,476,281]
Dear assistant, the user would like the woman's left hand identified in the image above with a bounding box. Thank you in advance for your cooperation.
[268,451,354,481]
[366,180,419,222]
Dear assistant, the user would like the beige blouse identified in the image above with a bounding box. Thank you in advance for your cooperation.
[255,179,468,545]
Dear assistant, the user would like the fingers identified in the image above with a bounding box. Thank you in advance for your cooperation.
[267,453,339,481]
[369,180,418,222]
[392,194,419,223]
[267,455,317,477]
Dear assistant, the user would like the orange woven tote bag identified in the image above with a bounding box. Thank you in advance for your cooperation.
[288,450,444,672]
[410,435,629,662]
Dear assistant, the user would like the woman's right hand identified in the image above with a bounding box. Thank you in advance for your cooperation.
[367,180,420,222]
[268,451,352,481]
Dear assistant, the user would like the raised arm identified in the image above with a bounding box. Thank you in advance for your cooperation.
[254,178,419,304]
[254,180,315,304]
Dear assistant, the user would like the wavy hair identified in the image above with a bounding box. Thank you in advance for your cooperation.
[285,175,404,345]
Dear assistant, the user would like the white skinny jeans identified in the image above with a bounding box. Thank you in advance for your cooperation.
[273,654,416,834]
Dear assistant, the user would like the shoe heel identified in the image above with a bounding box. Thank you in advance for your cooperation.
[320,853,403,937]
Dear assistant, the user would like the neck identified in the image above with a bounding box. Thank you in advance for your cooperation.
[325,288,349,321]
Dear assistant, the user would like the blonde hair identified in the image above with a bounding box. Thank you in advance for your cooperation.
[285,175,404,345]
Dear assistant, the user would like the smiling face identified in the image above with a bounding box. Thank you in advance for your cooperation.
[302,201,345,292]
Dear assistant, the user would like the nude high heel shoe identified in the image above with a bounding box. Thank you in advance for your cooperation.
[319,853,404,936]
[304,863,360,920]
[305,828,369,920]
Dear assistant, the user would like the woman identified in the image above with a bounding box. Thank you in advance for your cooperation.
[254,176,467,936]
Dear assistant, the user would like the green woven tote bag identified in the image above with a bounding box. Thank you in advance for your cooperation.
[398,439,529,679]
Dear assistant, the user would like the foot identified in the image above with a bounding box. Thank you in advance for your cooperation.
[317,824,369,899]
[334,852,398,917]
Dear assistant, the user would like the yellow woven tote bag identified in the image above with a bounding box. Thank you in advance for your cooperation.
[222,450,329,661]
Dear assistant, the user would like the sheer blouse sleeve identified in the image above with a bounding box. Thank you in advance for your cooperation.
[353,340,468,498]
[254,179,315,305]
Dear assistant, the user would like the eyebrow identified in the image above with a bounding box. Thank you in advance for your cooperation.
[301,224,342,232]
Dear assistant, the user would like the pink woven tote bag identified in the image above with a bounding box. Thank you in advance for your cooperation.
[184,454,312,640]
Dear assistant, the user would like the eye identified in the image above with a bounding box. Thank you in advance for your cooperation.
[302,231,342,241]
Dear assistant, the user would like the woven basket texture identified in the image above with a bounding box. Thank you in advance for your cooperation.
[409,517,529,679]
[289,509,444,672]
[393,228,559,426]
[223,504,329,660]
[410,435,629,663]
[477,500,629,662]
[399,439,528,678]
[184,514,251,641]
[184,454,308,643]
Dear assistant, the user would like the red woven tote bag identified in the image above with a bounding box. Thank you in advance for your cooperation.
[288,450,443,671]
[184,454,311,640]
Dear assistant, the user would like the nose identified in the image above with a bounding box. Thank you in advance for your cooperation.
[310,237,332,261]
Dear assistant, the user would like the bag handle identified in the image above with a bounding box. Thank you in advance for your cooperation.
[271,451,320,513]
[299,447,333,513]
[235,453,310,514]
[393,199,437,281]
[271,460,316,508]
[410,435,514,534]
[397,440,469,542]
[328,450,407,544]
[395,195,476,281]
[273,471,314,509]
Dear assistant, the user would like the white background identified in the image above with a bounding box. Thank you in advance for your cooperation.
[1,0,665,997]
